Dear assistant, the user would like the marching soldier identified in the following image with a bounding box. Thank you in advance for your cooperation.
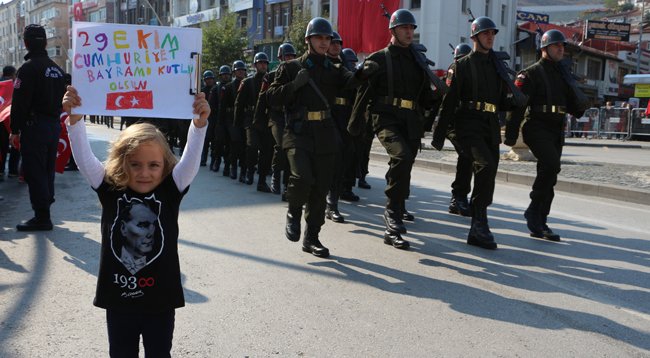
[267,17,375,258]
[235,52,271,191]
[208,65,233,173]
[446,43,473,217]
[505,29,588,241]
[325,33,358,223]
[432,16,526,250]
[350,9,437,249]
[201,70,217,167]
[219,60,247,181]
[256,43,297,200]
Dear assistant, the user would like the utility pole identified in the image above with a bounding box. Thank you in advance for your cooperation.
[637,0,645,74]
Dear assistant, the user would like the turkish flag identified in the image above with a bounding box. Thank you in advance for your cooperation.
[0,79,13,112]
[106,91,153,111]
[338,0,399,54]
[55,113,71,173]
[73,2,84,21]
[645,101,650,117]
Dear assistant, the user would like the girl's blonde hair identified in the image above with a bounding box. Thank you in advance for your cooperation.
[105,122,177,190]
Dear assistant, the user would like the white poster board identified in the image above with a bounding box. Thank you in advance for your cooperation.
[71,22,202,120]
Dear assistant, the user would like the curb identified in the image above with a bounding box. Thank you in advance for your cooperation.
[563,142,647,149]
[369,152,650,206]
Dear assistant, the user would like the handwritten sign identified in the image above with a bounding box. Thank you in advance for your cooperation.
[72,22,202,119]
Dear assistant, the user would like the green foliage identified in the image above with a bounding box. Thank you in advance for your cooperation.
[619,3,635,12]
[604,0,618,9]
[201,12,248,73]
[287,6,312,56]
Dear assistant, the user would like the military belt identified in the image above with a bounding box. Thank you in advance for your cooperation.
[334,97,349,106]
[377,96,417,110]
[307,110,331,121]
[530,105,566,114]
[460,101,498,113]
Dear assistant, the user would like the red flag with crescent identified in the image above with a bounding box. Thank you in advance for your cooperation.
[56,113,72,173]
[106,91,154,110]
[73,2,84,21]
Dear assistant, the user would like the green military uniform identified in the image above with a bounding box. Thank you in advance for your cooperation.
[219,77,243,179]
[267,50,362,256]
[259,70,289,197]
[235,71,270,187]
[360,44,435,232]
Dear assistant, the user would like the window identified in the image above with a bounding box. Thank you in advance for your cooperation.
[47,46,61,57]
[282,7,289,27]
[240,15,247,29]
[485,0,491,17]
[411,0,421,9]
[460,36,467,44]
[256,9,261,34]
[461,0,467,14]
[587,58,601,80]
[321,0,329,17]
[501,5,507,26]
[274,9,280,28]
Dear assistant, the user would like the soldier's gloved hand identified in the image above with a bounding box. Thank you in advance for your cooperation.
[356,60,379,79]
[291,69,310,90]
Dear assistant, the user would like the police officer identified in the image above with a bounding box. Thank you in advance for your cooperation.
[267,17,374,258]
[325,33,359,223]
[201,70,217,167]
[351,9,437,249]
[432,16,522,250]
[209,65,232,174]
[446,43,473,217]
[256,43,297,199]
[235,52,272,191]
[219,60,247,181]
[10,24,66,231]
[505,29,588,241]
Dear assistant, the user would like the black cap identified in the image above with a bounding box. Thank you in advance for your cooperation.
[24,24,46,41]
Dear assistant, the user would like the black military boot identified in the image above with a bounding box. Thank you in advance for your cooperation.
[340,189,360,202]
[285,206,302,242]
[449,195,471,217]
[257,175,272,193]
[467,207,497,250]
[229,164,238,180]
[358,175,371,189]
[223,161,231,177]
[401,200,414,222]
[270,169,281,194]
[384,200,406,234]
[302,225,330,258]
[210,158,220,172]
[17,209,53,232]
[524,200,545,239]
[540,214,560,241]
[238,166,246,183]
[281,188,288,202]
[326,203,344,223]
[246,167,255,185]
[383,229,410,250]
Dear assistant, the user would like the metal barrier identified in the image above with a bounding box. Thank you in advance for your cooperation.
[599,107,630,139]
[568,107,600,138]
[630,108,650,137]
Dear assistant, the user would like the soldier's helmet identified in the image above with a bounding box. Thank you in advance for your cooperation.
[203,70,215,79]
[218,65,232,75]
[254,52,269,64]
[454,43,472,59]
[278,43,297,59]
[341,48,358,63]
[470,16,499,37]
[331,31,343,45]
[389,9,417,29]
[305,17,333,38]
[540,29,567,49]
[232,60,246,71]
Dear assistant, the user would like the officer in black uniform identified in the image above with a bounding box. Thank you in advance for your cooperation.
[267,17,374,258]
[201,70,217,167]
[432,17,522,250]
[351,9,437,249]
[209,65,232,174]
[219,60,247,181]
[325,33,359,223]
[446,43,473,217]
[256,43,297,199]
[10,24,66,231]
[235,52,272,191]
[505,29,588,241]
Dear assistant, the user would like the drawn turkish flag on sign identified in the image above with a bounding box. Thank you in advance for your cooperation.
[106,91,154,111]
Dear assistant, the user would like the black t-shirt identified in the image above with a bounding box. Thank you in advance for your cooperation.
[93,175,188,313]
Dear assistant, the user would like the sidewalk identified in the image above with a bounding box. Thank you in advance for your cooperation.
[371,133,650,206]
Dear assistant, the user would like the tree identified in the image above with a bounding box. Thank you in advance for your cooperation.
[604,0,618,9]
[202,12,248,72]
[287,6,312,56]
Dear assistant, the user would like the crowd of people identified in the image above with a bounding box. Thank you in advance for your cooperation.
[2,10,591,355]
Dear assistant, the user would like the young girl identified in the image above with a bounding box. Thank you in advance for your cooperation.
[62,86,210,357]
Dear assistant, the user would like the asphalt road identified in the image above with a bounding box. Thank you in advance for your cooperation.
[1,124,649,357]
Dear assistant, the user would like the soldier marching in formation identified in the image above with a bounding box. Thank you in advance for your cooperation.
[182,10,584,257]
